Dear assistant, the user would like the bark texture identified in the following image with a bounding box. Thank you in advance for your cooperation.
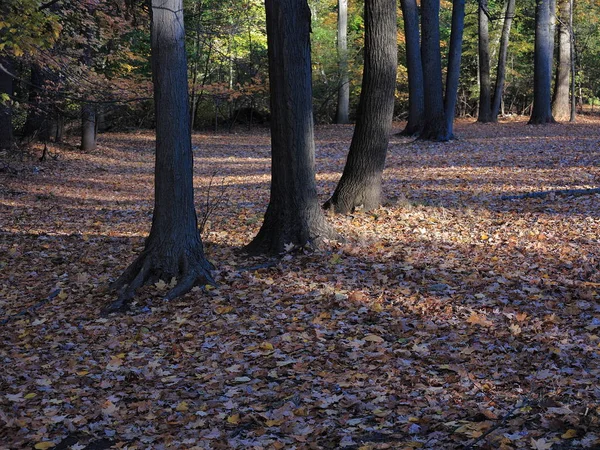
[399,0,424,136]
[244,0,335,255]
[443,0,465,138]
[552,0,571,121]
[324,0,397,214]
[0,57,14,150]
[81,104,97,152]
[335,0,350,124]
[529,0,556,124]
[478,0,492,123]
[419,0,448,141]
[107,0,213,312]
[491,0,516,120]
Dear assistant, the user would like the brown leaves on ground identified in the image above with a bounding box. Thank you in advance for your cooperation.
[1,118,600,449]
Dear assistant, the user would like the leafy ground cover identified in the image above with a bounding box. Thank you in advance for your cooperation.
[1,117,600,449]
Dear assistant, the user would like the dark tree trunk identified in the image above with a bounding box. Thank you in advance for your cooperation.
[478,0,492,122]
[0,57,14,151]
[399,0,425,136]
[552,0,571,121]
[335,0,350,124]
[529,0,556,124]
[419,0,448,141]
[491,0,516,121]
[107,0,214,312]
[22,65,51,141]
[324,0,397,214]
[244,0,335,255]
[443,0,465,137]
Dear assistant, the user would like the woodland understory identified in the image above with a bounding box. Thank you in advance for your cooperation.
[1,118,599,449]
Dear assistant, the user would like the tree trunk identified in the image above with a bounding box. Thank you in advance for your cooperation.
[419,0,448,141]
[81,104,97,151]
[399,0,425,136]
[478,0,492,122]
[551,0,571,121]
[335,0,350,124]
[324,0,397,214]
[491,0,516,121]
[0,57,14,151]
[443,0,465,137]
[244,0,335,255]
[529,0,556,124]
[107,0,214,313]
[22,65,51,141]
[569,0,575,122]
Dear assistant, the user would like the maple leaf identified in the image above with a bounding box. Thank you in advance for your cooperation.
[530,437,554,449]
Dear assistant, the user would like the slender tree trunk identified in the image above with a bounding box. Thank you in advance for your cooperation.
[80,5,97,151]
[478,0,492,122]
[22,65,51,141]
[399,0,425,136]
[552,0,571,121]
[107,0,214,312]
[335,0,350,124]
[529,0,556,124]
[324,0,397,214]
[0,57,14,151]
[569,0,575,122]
[443,0,465,137]
[491,0,516,120]
[419,0,448,141]
[245,0,335,255]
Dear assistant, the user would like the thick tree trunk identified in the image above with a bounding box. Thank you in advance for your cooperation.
[244,0,335,255]
[22,65,51,141]
[529,0,556,124]
[0,57,14,151]
[419,0,448,141]
[335,0,350,124]
[107,0,213,312]
[552,0,571,121]
[491,0,516,121]
[324,0,397,214]
[478,0,492,122]
[81,104,97,151]
[399,0,425,136]
[443,0,465,138]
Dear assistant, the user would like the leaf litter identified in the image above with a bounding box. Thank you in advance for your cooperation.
[0,118,599,449]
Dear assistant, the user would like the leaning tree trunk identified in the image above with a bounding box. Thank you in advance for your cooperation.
[335,0,350,124]
[443,0,465,138]
[477,0,493,122]
[419,0,448,141]
[551,0,571,121]
[0,57,14,151]
[106,0,214,312]
[244,0,335,255]
[399,0,425,136]
[529,0,556,124]
[491,0,516,121]
[324,0,397,214]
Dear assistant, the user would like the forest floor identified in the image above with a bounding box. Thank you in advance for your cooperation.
[1,117,600,449]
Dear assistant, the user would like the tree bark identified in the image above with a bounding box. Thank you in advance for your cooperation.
[244,0,335,255]
[529,0,556,124]
[0,57,14,151]
[399,0,425,136]
[419,0,448,141]
[443,0,465,137]
[324,0,397,214]
[335,0,350,124]
[491,0,516,120]
[107,0,214,312]
[81,103,97,151]
[551,0,571,121]
[477,0,492,122]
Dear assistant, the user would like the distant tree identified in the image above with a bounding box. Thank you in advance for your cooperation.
[335,0,350,124]
[245,0,335,254]
[324,0,397,213]
[491,0,516,120]
[21,65,51,142]
[530,0,556,124]
[0,57,14,150]
[477,0,493,123]
[399,0,424,136]
[552,0,572,120]
[107,0,214,311]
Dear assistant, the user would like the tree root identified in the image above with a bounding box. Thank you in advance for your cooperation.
[102,248,215,315]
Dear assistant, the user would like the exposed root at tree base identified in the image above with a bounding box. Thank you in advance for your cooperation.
[102,248,215,315]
